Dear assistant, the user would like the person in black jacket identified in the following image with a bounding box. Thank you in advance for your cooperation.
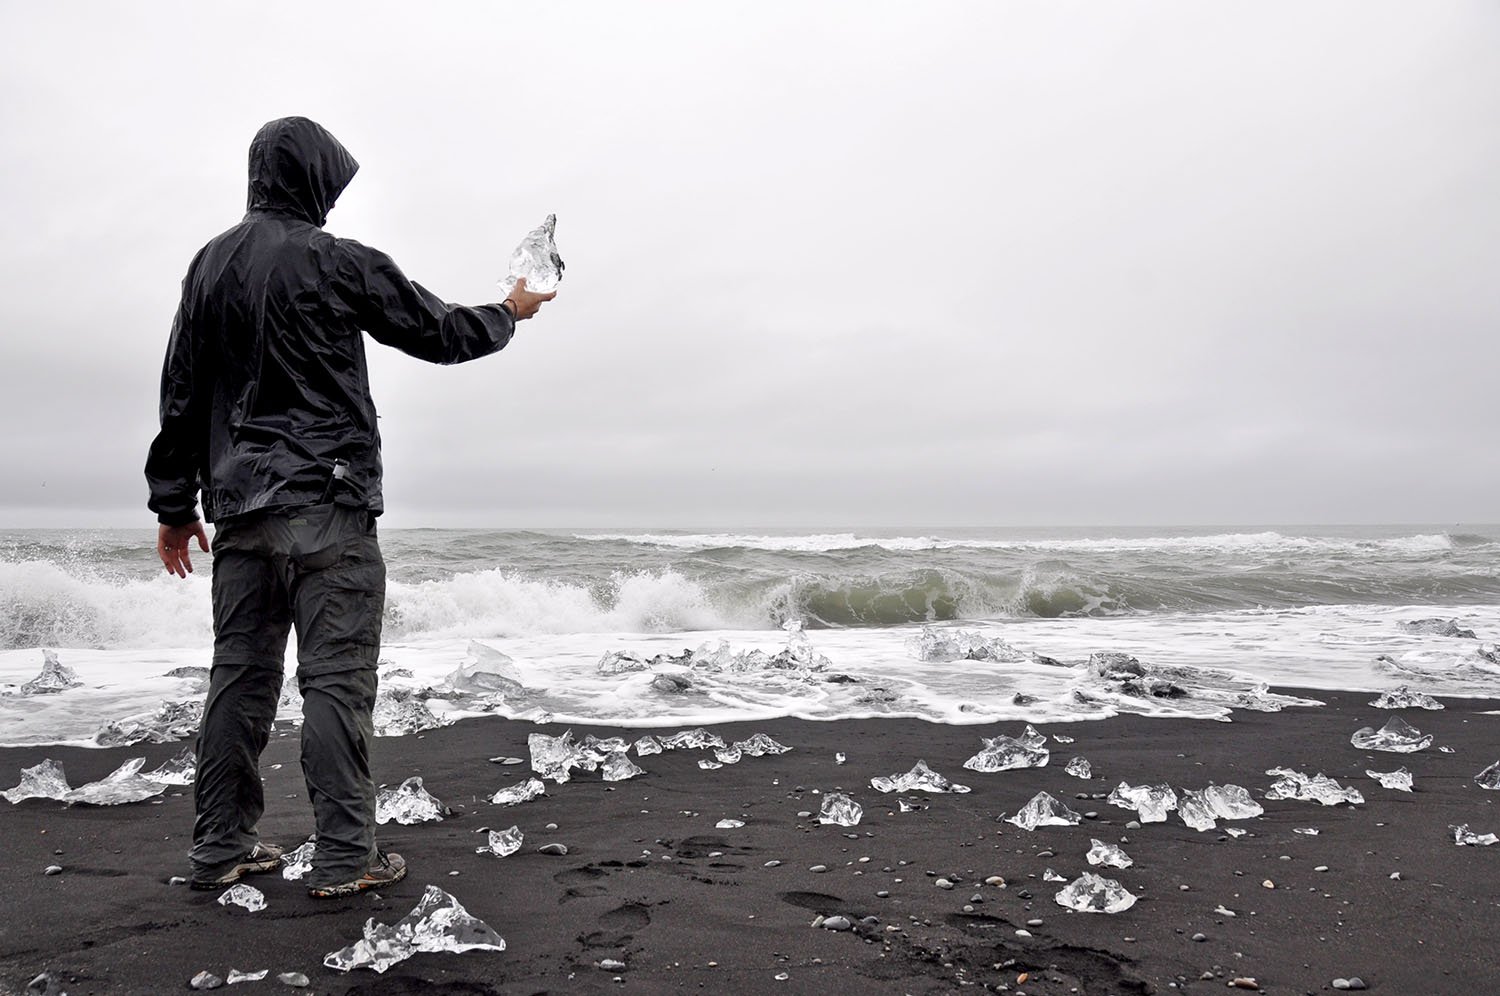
[145,116,555,897]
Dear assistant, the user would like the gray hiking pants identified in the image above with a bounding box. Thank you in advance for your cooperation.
[189,503,386,888]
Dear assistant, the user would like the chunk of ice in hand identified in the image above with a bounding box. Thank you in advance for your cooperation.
[818,792,863,827]
[218,884,266,911]
[1054,872,1137,913]
[324,885,505,973]
[869,760,970,794]
[1006,791,1081,831]
[2,759,71,803]
[1086,839,1132,868]
[376,776,450,825]
[476,826,523,857]
[498,214,564,296]
[1366,767,1414,792]
[1350,716,1433,753]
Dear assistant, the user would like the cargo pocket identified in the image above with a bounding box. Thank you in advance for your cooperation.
[294,559,387,676]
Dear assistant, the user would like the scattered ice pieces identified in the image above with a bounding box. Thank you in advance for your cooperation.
[3,759,71,803]
[20,650,82,695]
[63,758,168,805]
[1366,767,1414,792]
[1086,839,1133,869]
[1043,868,1067,883]
[819,792,863,827]
[869,760,970,794]
[715,819,745,829]
[477,826,523,857]
[225,969,268,984]
[324,885,505,973]
[603,753,645,781]
[1474,761,1500,790]
[906,625,1027,663]
[491,778,546,807]
[1107,782,1178,823]
[963,725,1049,772]
[190,971,223,990]
[1054,872,1137,914]
[1368,685,1443,710]
[1265,768,1364,806]
[1065,757,1092,779]
[499,213,565,296]
[281,837,316,880]
[376,776,450,825]
[1006,791,1081,831]
[218,884,266,911]
[1350,716,1433,753]
[1450,824,1499,847]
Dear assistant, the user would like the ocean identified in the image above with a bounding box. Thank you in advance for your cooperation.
[2,525,1497,746]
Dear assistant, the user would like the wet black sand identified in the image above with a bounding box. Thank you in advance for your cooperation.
[2,688,1498,995]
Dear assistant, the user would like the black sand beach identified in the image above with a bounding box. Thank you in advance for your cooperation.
[2,689,1497,995]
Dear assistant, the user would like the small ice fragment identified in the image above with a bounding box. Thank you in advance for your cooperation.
[714,746,743,765]
[1350,716,1433,753]
[906,625,1027,662]
[698,759,723,770]
[1474,761,1500,790]
[819,792,863,827]
[1214,904,1237,917]
[660,728,726,750]
[1054,872,1137,914]
[64,758,168,805]
[1265,768,1364,806]
[372,691,451,737]
[1065,757,1092,779]
[1224,827,1247,839]
[1450,824,1499,847]
[1367,767,1414,792]
[323,885,505,973]
[603,752,645,781]
[476,826,523,857]
[716,819,745,829]
[225,969,268,984]
[732,733,791,756]
[869,760,970,794]
[491,778,546,807]
[1200,784,1264,820]
[1368,685,1444,710]
[963,727,1049,772]
[218,884,266,911]
[276,973,310,987]
[1043,868,1067,882]
[280,836,316,880]
[498,213,564,296]
[190,971,223,990]
[1106,782,1178,823]
[145,747,196,786]
[1053,735,1075,744]
[3,759,72,804]
[1086,838,1133,868]
[634,735,663,756]
[1005,791,1081,831]
[835,752,847,765]
[530,730,584,783]
[598,650,650,675]
[1293,827,1320,836]
[1177,789,1218,831]
[376,776,450,825]
[897,798,919,813]
[20,650,83,695]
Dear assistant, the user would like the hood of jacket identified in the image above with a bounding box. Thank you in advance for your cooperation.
[246,116,359,227]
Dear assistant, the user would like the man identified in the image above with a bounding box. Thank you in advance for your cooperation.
[145,116,555,897]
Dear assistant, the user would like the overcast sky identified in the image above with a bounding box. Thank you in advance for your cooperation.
[1,1,1496,528]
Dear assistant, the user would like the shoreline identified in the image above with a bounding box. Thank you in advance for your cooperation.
[1,687,1497,994]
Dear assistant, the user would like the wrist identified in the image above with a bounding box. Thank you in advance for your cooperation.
[501,299,518,320]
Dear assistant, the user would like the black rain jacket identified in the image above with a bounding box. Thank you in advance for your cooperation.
[145,116,515,525]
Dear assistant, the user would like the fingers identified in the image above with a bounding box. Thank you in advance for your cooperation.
[540,290,557,301]
[193,522,211,552]
[513,277,528,294]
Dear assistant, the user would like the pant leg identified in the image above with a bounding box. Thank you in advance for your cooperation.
[298,667,380,885]
[191,530,291,873]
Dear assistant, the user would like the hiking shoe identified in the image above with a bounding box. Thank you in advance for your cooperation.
[189,841,284,891]
[308,850,407,899]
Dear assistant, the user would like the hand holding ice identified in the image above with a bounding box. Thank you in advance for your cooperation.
[499,214,563,296]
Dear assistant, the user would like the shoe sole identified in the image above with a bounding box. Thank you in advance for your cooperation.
[188,855,282,891]
[307,862,408,899]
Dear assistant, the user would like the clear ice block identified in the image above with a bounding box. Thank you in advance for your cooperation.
[281,837,316,880]
[1350,716,1433,753]
[1106,782,1178,823]
[476,826,523,857]
[2,759,71,803]
[1450,824,1498,846]
[491,778,546,807]
[1200,784,1263,820]
[1368,685,1443,710]
[602,752,645,781]
[1473,761,1500,790]
[145,747,196,786]
[372,692,451,737]
[634,735,664,756]
[1043,868,1068,882]
[1366,767,1414,792]
[906,625,1027,663]
[225,969,267,984]
[1176,789,1219,831]
[324,885,506,973]
[715,819,745,829]
[819,792,863,827]
[1054,872,1137,913]
[1065,757,1092,779]
[529,730,585,783]
[376,776,450,825]
[1086,838,1133,868]
[732,733,792,756]
[64,758,168,805]
[20,650,82,695]
[962,726,1050,772]
[869,760,970,794]
[218,884,266,911]
[498,214,564,296]
[714,746,743,765]
[1265,768,1364,806]
[597,650,650,675]
[660,728,727,750]
[1005,791,1081,830]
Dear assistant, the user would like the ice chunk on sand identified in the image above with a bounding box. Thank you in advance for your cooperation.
[144,747,196,786]
[225,969,267,984]
[1350,716,1433,753]
[660,728,726,750]
[715,819,745,829]
[1177,789,1219,831]
[64,758,168,805]
[1451,824,1498,846]
[634,735,663,756]
[3,759,71,803]
[818,792,863,827]
[1006,791,1081,830]
[376,776,450,825]
[529,731,584,784]
[281,837,316,880]
[714,746,742,765]
[498,214,564,296]
[1065,757,1092,779]
[1043,868,1068,882]
[869,760,970,794]
[602,752,645,781]
[491,778,546,807]
[93,700,204,747]
[443,642,527,699]
[597,650,650,675]
[373,691,451,737]
[1369,685,1443,710]
[1086,839,1132,868]
[324,885,505,973]
[1202,784,1264,820]
[1265,768,1364,806]
[1055,872,1137,913]
[218,884,266,911]
[732,733,792,756]
[20,650,82,695]
[1367,767,1414,792]
[963,725,1049,772]
[1107,782,1177,823]
[1473,761,1500,790]
[476,826,523,857]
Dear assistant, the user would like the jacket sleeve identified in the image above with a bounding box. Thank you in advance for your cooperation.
[144,297,206,525]
[333,239,515,364]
